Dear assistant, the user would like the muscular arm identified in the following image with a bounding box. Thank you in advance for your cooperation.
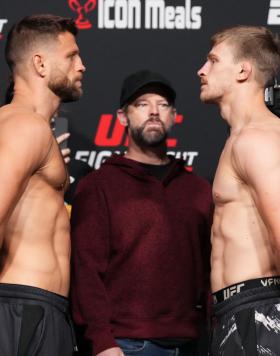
[233,128,280,267]
[0,114,52,248]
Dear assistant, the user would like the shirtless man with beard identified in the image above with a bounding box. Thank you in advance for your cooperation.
[0,14,85,356]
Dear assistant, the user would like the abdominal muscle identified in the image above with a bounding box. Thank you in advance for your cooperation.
[211,201,277,293]
[0,185,71,297]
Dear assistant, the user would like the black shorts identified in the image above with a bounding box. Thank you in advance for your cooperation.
[211,277,280,356]
[0,283,78,356]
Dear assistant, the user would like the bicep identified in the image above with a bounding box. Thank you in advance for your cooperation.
[242,142,280,237]
[0,121,52,224]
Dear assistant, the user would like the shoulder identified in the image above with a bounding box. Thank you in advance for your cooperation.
[0,107,54,170]
[232,122,280,178]
[0,107,52,144]
[235,115,280,147]
[233,123,280,161]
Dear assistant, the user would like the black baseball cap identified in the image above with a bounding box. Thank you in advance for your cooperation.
[120,69,176,107]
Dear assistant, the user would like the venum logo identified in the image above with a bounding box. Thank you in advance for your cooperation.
[68,0,97,29]
[267,0,280,25]
[98,0,202,30]
[0,19,8,40]
[75,114,199,170]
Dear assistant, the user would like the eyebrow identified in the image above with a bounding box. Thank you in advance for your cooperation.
[67,49,80,57]
[207,53,218,61]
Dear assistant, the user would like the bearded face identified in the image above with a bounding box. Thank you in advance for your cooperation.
[128,117,168,147]
[48,70,83,103]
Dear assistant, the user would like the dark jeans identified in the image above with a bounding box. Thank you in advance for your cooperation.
[116,339,198,356]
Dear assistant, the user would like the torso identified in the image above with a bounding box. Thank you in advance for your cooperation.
[0,106,70,297]
[211,121,280,292]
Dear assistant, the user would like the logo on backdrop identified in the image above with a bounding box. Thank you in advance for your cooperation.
[68,0,97,29]
[0,19,8,40]
[69,0,202,30]
[267,0,280,25]
[75,114,199,170]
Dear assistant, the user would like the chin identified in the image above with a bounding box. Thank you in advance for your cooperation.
[61,91,82,103]
[200,93,217,104]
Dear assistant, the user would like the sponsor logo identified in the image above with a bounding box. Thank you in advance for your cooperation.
[68,0,202,30]
[0,19,8,40]
[98,0,202,30]
[261,277,280,286]
[68,0,97,29]
[268,0,280,25]
[75,113,199,170]
[223,283,245,300]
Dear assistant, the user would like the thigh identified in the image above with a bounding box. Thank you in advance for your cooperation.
[211,313,247,356]
[33,306,74,356]
[255,301,280,355]
[116,339,175,356]
[18,304,45,356]
[212,302,280,356]
[0,301,22,356]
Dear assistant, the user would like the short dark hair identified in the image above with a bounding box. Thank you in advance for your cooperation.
[5,14,77,72]
[211,25,280,86]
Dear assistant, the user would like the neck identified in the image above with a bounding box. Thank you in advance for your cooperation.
[125,141,169,165]
[12,76,60,122]
[218,84,268,133]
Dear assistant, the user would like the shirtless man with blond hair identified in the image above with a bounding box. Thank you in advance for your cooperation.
[0,14,85,355]
[198,25,280,355]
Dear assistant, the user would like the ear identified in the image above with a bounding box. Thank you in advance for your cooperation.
[117,109,128,127]
[237,62,252,82]
[32,54,47,77]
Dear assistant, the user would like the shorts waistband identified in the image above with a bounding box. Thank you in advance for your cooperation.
[0,283,69,313]
[212,276,280,304]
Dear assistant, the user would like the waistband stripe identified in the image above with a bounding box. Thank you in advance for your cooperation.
[213,276,280,304]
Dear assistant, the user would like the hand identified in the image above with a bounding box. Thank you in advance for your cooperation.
[56,133,71,164]
[96,347,125,356]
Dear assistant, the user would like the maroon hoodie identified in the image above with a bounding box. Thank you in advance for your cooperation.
[70,154,213,355]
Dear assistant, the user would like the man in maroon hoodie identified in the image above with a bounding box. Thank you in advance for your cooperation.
[70,70,213,356]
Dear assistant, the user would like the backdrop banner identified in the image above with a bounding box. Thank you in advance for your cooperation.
[1,0,280,191]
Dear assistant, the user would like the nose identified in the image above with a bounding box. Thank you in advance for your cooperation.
[149,102,159,116]
[77,56,86,73]
[197,62,207,78]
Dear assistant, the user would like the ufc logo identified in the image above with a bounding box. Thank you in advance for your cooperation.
[223,283,245,300]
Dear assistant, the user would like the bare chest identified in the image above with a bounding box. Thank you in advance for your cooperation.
[213,144,246,206]
[36,140,69,193]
